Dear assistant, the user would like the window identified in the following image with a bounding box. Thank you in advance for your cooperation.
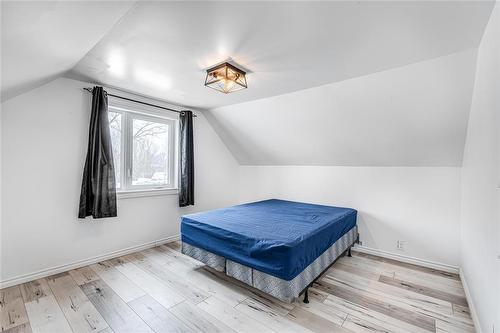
[108,101,177,194]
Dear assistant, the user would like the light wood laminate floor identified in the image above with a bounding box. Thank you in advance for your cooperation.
[1,241,475,333]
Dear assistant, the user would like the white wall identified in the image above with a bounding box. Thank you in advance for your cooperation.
[459,3,500,333]
[0,77,239,284]
[0,79,465,285]
[239,166,461,267]
[0,89,3,281]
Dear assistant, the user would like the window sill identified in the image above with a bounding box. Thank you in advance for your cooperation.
[117,188,179,199]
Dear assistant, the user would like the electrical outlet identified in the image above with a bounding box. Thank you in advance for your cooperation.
[396,240,405,251]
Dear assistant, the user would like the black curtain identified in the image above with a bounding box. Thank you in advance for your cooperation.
[179,111,194,207]
[78,87,117,218]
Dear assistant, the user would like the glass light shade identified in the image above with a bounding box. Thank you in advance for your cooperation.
[205,62,247,94]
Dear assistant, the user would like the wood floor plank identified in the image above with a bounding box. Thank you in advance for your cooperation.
[25,295,73,333]
[147,248,200,276]
[131,252,209,304]
[164,241,181,252]
[336,257,396,280]
[342,315,392,333]
[2,322,32,333]
[345,255,464,293]
[235,298,314,333]
[158,245,213,268]
[453,304,471,316]
[128,295,193,333]
[376,276,472,328]
[80,279,153,333]
[435,319,475,333]
[19,279,51,303]
[353,252,460,280]
[343,255,465,294]
[46,272,108,333]
[304,287,329,303]
[189,267,254,306]
[333,263,394,284]
[148,249,248,306]
[69,267,100,286]
[325,268,454,316]
[3,242,475,333]
[314,280,436,332]
[287,306,352,333]
[378,275,468,307]
[199,265,296,311]
[200,263,303,313]
[141,248,178,266]
[240,294,293,316]
[323,295,431,333]
[452,304,474,325]
[391,271,465,297]
[96,328,114,333]
[295,298,347,326]
[197,296,274,333]
[157,243,473,332]
[323,272,474,331]
[109,256,185,309]
[90,261,146,303]
[169,300,236,333]
[0,286,29,331]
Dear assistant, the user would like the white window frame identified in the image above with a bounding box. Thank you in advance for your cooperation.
[108,97,179,198]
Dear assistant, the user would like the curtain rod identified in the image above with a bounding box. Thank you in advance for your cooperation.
[83,87,196,117]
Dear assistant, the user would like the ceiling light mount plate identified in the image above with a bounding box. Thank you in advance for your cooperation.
[205,62,247,94]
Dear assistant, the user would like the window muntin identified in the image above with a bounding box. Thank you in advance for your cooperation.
[108,104,177,192]
[108,111,122,189]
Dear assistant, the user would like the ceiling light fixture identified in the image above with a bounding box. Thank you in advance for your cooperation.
[205,62,247,94]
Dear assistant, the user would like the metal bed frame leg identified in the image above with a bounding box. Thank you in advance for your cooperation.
[303,288,309,303]
[299,236,358,305]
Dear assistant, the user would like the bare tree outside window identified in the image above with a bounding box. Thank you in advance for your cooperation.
[132,119,169,186]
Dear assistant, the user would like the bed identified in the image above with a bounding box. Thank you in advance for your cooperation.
[180,199,358,302]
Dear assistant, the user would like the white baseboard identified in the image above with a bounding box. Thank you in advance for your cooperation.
[459,268,483,333]
[0,234,180,289]
[352,245,459,274]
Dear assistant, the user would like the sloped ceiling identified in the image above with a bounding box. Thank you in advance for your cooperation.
[207,49,477,166]
[1,1,495,166]
[67,1,493,109]
[2,1,493,106]
[1,0,135,101]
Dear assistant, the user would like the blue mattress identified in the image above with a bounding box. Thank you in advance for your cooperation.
[181,199,357,281]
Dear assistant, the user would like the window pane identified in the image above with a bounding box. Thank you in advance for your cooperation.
[132,118,169,186]
[108,111,122,188]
